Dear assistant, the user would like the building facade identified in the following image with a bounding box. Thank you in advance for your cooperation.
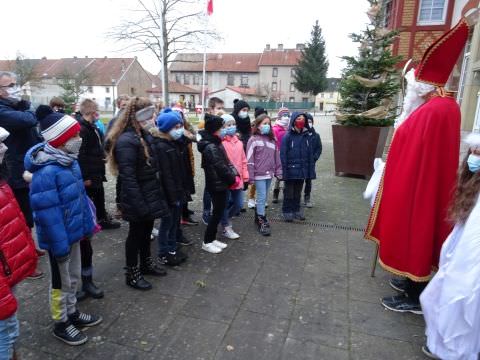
[315,78,341,113]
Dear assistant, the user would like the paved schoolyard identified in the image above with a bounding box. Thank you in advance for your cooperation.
[15,116,427,359]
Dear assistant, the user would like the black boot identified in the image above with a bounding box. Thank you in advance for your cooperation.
[258,215,271,236]
[76,289,88,302]
[125,266,152,290]
[254,210,259,226]
[140,257,167,276]
[272,189,280,204]
[82,275,104,299]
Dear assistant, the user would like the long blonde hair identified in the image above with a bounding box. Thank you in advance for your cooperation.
[106,97,152,175]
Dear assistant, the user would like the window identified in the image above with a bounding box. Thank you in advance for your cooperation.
[271,82,278,92]
[87,86,93,93]
[272,68,278,77]
[302,97,309,103]
[290,83,295,92]
[105,87,110,93]
[418,0,447,25]
[184,74,190,85]
[320,93,324,98]
[329,92,334,99]
[289,97,295,102]
[383,0,393,27]
[227,74,234,86]
[241,75,248,86]
[291,68,296,77]
[130,87,136,95]
[193,74,199,85]
[175,73,182,83]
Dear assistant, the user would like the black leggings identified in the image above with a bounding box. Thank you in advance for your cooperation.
[126,220,154,267]
[204,190,227,243]
[86,184,107,221]
[79,238,93,271]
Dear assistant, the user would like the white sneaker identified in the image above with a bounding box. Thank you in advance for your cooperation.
[247,199,256,209]
[223,226,240,240]
[212,240,228,249]
[202,242,222,254]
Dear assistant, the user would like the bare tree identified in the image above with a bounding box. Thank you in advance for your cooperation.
[109,0,219,105]
[57,68,92,110]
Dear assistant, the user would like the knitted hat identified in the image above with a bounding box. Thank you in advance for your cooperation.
[254,107,267,118]
[135,105,155,122]
[157,107,182,132]
[205,113,224,134]
[233,99,250,114]
[35,105,80,147]
[0,127,9,143]
[465,132,480,148]
[277,107,290,119]
[221,114,235,126]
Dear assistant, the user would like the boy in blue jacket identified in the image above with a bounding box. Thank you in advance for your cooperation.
[24,106,102,346]
[280,112,321,222]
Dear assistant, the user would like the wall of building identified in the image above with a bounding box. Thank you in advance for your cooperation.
[117,60,152,98]
[169,71,259,94]
[258,66,313,102]
[315,91,340,112]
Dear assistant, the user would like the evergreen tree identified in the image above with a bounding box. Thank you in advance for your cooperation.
[337,0,402,127]
[293,20,329,96]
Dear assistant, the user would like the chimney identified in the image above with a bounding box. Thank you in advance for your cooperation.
[73,56,78,59]
[41,56,47,60]
[296,43,305,50]
[265,44,271,51]
[85,56,88,58]
[278,44,283,50]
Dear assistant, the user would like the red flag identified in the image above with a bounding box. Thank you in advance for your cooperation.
[207,0,213,15]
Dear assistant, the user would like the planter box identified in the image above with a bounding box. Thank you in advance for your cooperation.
[332,124,391,178]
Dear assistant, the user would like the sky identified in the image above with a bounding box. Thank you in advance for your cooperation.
[2,0,370,77]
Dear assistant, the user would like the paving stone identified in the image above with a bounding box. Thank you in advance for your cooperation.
[280,338,349,360]
[254,262,304,290]
[214,310,289,360]
[180,285,244,324]
[241,283,296,319]
[288,304,349,350]
[76,340,149,360]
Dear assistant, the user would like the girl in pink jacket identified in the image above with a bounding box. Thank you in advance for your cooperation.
[220,114,249,239]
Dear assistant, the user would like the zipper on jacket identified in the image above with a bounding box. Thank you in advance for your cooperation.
[0,250,12,276]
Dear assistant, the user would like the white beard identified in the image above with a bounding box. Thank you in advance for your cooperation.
[394,69,436,129]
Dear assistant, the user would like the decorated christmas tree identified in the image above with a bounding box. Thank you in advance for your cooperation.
[336,0,402,127]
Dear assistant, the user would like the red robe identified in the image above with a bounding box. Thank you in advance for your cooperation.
[365,95,460,281]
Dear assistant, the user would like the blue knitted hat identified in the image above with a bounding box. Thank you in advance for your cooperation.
[156,107,182,132]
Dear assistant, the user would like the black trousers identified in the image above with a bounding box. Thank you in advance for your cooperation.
[303,179,312,198]
[126,220,154,267]
[86,184,107,221]
[79,238,93,273]
[115,178,121,206]
[282,180,304,214]
[405,279,427,303]
[12,187,33,228]
[204,190,227,243]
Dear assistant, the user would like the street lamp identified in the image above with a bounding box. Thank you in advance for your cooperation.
[111,78,116,116]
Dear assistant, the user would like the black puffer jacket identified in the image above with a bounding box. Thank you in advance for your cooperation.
[197,130,237,193]
[78,117,106,187]
[231,100,251,152]
[177,136,195,197]
[114,127,169,221]
[148,129,188,207]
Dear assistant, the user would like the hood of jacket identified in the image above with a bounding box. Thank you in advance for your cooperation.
[197,130,221,153]
[24,143,60,173]
[289,111,311,134]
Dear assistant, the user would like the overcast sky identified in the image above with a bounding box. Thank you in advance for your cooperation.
[3,0,370,77]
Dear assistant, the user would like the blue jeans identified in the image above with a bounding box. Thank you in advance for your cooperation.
[254,179,272,216]
[203,186,212,214]
[0,314,18,360]
[157,205,181,256]
[221,189,244,227]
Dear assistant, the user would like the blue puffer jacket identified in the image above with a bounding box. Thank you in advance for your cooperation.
[280,112,321,180]
[24,143,95,258]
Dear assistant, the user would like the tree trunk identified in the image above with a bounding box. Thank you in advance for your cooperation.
[161,4,169,106]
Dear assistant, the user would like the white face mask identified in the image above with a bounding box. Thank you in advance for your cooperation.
[140,120,155,132]
[63,137,83,155]
[238,111,248,119]
[0,143,8,164]
[6,86,22,101]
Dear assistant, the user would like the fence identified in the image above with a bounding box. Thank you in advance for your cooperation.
[247,101,316,111]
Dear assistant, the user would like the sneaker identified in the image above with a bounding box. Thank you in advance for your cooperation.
[159,252,183,267]
[28,269,44,279]
[283,213,294,222]
[202,242,222,254]
[201,212,211,225]
[176,249,189,263]
[422,345,440,359]
[181,216,199,226]
[304,198,313,208]
[212,240,227,249]
[223,226,240,239]
[381,294,422,315]
[68,310,103,328]
[53,321,88,346]
[389,277,408,293]
[98,218,121,230]
[247,199,256,209]
[257,215,271,236]
[294,212,306,221]
[177,236,193,246]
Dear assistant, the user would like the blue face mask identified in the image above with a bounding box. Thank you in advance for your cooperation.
[169,127,184,140]
[467,154,480,173]
[226,126,237,136]
[260,124,271,135]
[220,128,227,139]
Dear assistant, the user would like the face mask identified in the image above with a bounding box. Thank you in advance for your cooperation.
[6,86,22,101]
[63,137,83,155]
[226,126,237,136]
[0,143,8,164]
[467,154,480,173]
[308,121,313,128]
[140,120,155,132]
[260,124,271,135]
[220,128,227,139]
[169,127,184,140]
[295,119,305,130]
[238,111,248,119]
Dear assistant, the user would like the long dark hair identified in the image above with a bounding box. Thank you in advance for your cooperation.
[252,114,275,142]
[449,151,480,224]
